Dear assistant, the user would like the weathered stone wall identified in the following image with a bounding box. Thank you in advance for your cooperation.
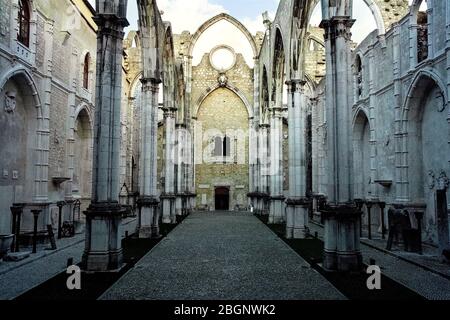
[195,87,250,210]
[0,0,97,233]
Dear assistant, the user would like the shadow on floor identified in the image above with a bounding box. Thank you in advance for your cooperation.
[255,214,425,301]
[14,218,185,301]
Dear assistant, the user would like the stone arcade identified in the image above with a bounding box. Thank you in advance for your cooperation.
[0,0,449,273]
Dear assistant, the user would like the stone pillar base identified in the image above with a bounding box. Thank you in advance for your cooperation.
[82,202,126,272]
[175,195,183,217]
[161,194,176,224]
[137,197,160,239]
[269,196,285,224]
[321,203,363,272]
[286,198,310,239]
[247,192,259,214]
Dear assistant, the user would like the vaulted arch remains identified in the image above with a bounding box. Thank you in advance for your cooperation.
[190,14,257,68]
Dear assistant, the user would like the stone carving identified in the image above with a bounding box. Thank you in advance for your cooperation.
[217,73,228,87]
[4,91,16,113]
[437,171,449,191]
[437,91,446,112]
[428,170,435,190]
[428,170,449,191]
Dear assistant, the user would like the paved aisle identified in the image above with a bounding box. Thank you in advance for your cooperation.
[101,212,345,300]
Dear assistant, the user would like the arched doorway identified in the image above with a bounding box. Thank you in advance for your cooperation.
[401,72,449,245]
[0,70,42,234]
[353,110,372,199]
[73,108,92,199]
[215,187,230,211]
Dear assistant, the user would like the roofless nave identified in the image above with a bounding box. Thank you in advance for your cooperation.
[0,0,448,276]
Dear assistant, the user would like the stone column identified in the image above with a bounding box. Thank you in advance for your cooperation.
[161,107,177,223]
[138,78,161,238]
[248,118,257,209]
[175,124,186,217]
[82,5,129,271]
[269,107,285,224]
[320,16,362,272]
[259,124,270,215]
[285,80,310,239]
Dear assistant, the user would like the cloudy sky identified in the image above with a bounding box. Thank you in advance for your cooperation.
[87,0,390,42]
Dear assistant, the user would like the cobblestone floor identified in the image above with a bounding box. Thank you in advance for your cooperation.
[101,212,345,300]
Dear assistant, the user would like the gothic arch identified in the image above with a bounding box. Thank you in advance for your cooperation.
[74,102,94,133]
[397,69,449,202]
[261,65,270,124]
[188,13,258,59]
[129,71,143,98]
[402,69,448,122]
[193,84,253,120]
[0,67,47,201]
[272,27,286,107]
[0,67,41,111]
[72,103,94,197]
[309,0,386,35]
[352,107,375,199]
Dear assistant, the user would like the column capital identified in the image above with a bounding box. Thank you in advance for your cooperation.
[93,13,129,28]
[320,16,355,41]
[270,106,284,118]
[163,107,177,118]
[141,78,161,92]
[285,79,307,93]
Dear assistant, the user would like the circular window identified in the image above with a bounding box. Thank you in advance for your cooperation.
[210,46,236,71]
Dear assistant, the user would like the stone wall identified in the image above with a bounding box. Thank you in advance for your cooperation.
[0,0,97,234]
[195,87,250,210]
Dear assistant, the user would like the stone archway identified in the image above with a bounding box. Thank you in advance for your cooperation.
[0,68,44,234]
[353,109,372,199]
[72,107,93,199]
[399,70,449,244]
[195,87,249,211]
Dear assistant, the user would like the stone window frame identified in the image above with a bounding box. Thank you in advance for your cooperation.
[17,0,31,47]
[83,52,91,90]
[409,0,431,66]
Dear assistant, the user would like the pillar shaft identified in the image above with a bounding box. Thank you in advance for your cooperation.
[321,17,354,204]
[138,78,161,238]
[162,108,177,223]
[259,124,270,214]
[83,8,129,272]
[320,16,362,272]
[285,80,309,238]
[269,108,285,224]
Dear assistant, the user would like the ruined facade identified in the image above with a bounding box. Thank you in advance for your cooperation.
[0,0,449,272]
[0,0,100,237]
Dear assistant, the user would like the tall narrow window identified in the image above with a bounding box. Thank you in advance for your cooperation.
[355,55,363,98]
[213,136,223,157]
[83,53,90,89]
[417,1,428,63]
[17,0,30,47]
[223,136,231,157]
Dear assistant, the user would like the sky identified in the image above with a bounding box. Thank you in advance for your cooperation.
[87,0,421,62]
[86,0,403,42]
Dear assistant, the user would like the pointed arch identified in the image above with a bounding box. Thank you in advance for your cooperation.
[188,13,258,59]
[309,0,386,35]
[272,27,286,107]
[193,84,253,120]
[0,67,47,201]
[396,68,449,202]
